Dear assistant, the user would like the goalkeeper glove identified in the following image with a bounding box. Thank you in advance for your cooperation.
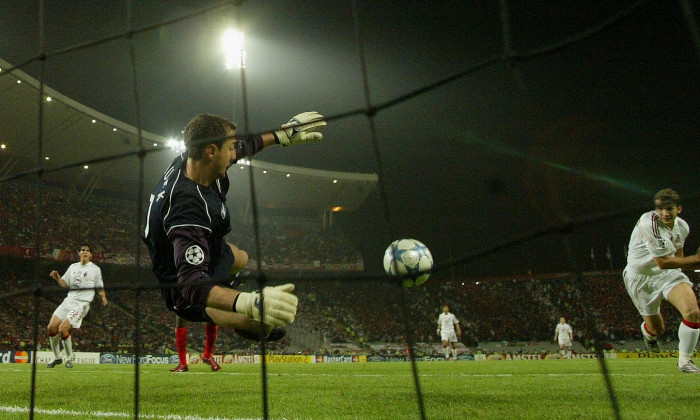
[274,111,326,147]
[235,283,298,327]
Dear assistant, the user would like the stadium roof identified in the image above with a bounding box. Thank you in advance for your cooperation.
[0,57,377,211]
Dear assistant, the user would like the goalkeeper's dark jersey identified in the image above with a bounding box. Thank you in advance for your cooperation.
[142,152,234,312]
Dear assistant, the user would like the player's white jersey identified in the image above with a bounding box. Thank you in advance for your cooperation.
[625,210,688,276]
[555,323,572,340]
[62,262,104,303]
[438,312,459,332]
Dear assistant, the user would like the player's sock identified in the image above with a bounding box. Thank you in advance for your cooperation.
[443,348,449,358]
[641,322,656,340]
[61,333,73,360]
[49,333,61,359]
[678,319,700,366]
[203,324,218,359]
[452,348,457,359]
[175,327,188,366]
[567,350,572,359]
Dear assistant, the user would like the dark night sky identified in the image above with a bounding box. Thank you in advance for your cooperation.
[1,0,699,278]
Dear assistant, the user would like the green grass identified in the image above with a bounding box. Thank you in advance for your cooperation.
[0,358,698,419]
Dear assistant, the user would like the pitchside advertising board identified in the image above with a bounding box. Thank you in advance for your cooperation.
[3,351,695,364]
[35,351,100,364]
[0,351,30,363]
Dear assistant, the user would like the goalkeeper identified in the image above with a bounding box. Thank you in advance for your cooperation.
[142,112,325,340]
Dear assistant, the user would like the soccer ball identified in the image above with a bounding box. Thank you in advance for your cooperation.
[383,238,433,287]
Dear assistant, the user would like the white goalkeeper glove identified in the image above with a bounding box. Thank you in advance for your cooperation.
[274,111,326,147]
[235,283,298,327]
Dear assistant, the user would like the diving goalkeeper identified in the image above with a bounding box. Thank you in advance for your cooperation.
[142,112,325,340]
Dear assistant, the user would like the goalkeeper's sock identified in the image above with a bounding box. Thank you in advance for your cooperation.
[203,324,218,359]
[49,333,61,359]
[678,319,700,366]
[61,333,73,359]
[175,327,188,366]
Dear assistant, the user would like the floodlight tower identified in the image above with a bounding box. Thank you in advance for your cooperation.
[223,29,248,132]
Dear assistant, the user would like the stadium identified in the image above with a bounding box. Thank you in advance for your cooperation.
[1,1,700,419]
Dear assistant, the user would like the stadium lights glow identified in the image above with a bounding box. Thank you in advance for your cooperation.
[153,143,158,147]
[331,206,343,212]
[91,119,96,123]
[45,156,49,160]
[16,80,21,84]
[286,173,291,177]
[167,139,185,151]
[263,170,267,174]
[223,29,245,69]
[83,165,89,169]
[333,179,338,183]
[1,144,6,149]
[112,128,117,132]
[46,96,52,102]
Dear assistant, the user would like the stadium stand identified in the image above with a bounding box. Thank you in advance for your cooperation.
[4,248,695,356]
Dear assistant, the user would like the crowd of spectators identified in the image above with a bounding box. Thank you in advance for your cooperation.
[2,180,697,356]
[0,180,362,269]
[0,180,138,255]
[5,254,694,356]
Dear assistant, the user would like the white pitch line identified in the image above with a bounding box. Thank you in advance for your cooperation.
[0,405,259,420]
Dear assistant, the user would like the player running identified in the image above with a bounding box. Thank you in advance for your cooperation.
[143,112,324,345]
[623,188,700,373]
[46,244,108,368]
[437,305,462,360]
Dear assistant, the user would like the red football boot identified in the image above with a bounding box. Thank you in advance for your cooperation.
[169,363,188,372]
[202,357,221,372]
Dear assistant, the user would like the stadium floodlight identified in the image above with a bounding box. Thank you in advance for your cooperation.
[223,29,245,69]
[167,138,185,151]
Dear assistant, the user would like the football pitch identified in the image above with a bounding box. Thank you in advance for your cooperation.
[0,358,697,420]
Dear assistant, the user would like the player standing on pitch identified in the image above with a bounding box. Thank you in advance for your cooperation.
[554,317,573,359]
[46,244,108,368]
[623,188,700,373]
[143,112,324,344]
[437,304,462,360]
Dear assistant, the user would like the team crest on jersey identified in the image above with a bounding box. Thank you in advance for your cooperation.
[185,245,205,265]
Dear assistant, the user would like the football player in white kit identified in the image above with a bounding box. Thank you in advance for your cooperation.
[623,189,700,373]
[554,317,574,358]
[46,244,108,368]
[437,305,462,360]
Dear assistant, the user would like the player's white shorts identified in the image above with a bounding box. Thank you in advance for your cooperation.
[53,297,90,329]
[623,269,692,316]
[441,330,458,343]
[558,338,572,347]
